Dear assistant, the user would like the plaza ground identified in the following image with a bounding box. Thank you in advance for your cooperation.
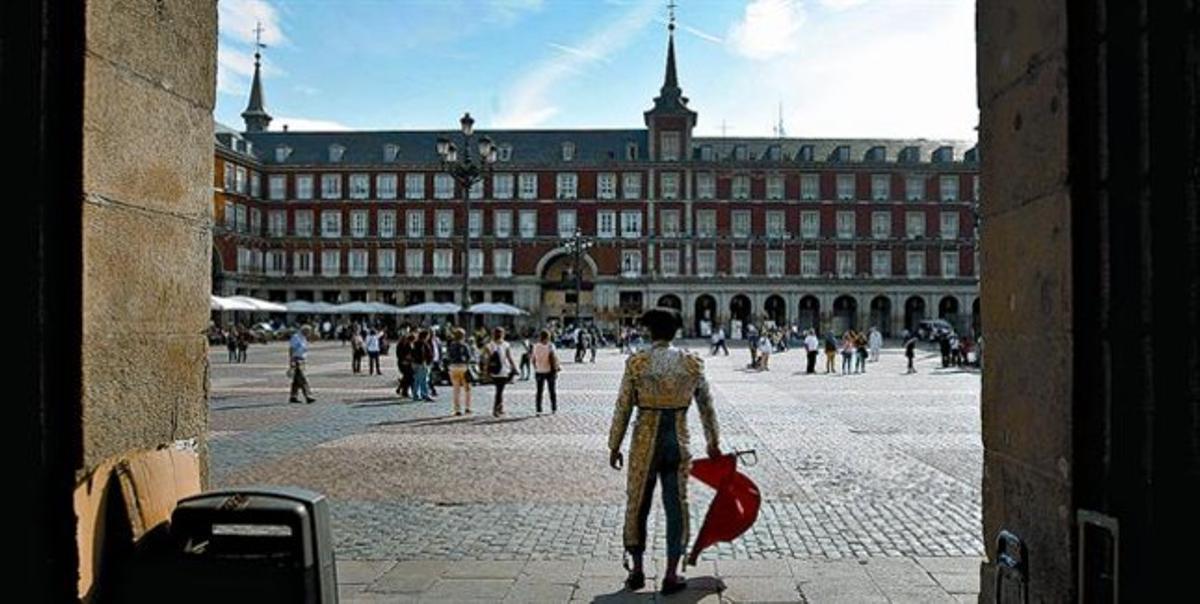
[210,339,983,602]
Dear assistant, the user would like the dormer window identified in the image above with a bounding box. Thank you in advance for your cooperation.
[498,144,513,162]
[865,146,886,162]
[562,142,575,162]
[626,142,639,161]
[274,145,292,163]
[797,145,814,162]
[830,145,850,162]
[899,146,920,163]
[767,145,782,161]
[733,145,748,161]
[660,132,680,161]
[700,145,714,161]
[383,144,400,162]
[329,144,345,163]
[932,146,954,163]
[964,147,980,163]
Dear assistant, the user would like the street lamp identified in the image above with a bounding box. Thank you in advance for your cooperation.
[561,226,593,329]
[435,112,497,329]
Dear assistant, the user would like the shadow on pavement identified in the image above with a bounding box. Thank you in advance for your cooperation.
[211,402,293,411]
[589,576,724,603]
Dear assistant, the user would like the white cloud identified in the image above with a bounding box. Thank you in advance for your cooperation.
[547,42,611,64]
[216,45,285,96]
[728,0,805,60]
[818,0,868,10]
[484,0,545,24]
[271,116,351,132]
[219,0,287,46]
[495,0,658,128]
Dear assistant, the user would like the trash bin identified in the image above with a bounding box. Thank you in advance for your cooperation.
[162,486,338,603]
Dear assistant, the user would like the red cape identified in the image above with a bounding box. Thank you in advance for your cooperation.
[687,452,761,566]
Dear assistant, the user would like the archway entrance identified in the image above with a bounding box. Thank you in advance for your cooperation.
[870,296,893,336]
[832,295,857,335]
[939,296,961,333]
[540,253,595,327]
[694,294,717,337]
[656,294,682,311]
[729,294,751,338]
[798,295,820,333]
[904,296,926,333]
[618,291,644,327]
[764,295,787,327]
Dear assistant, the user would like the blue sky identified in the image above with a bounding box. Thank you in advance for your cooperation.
[216,0,977,140]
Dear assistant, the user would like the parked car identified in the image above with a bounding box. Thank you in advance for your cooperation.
[915,319,955,341]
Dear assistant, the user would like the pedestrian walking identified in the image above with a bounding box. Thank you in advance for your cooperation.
[869,327,883,362]
[532,329,561,414]
[288,326,316,404]
[350,330,365,374]
[429,329,443,397]
[412,330,434,402]
[484,327,517,417]
[236,329,249,363]
[824,332,838,374]
[711,325,729,356]
[746,323,760,368]
[804,330,819,374]
[841,332,855,374]
[855,332,868,373]
[756,333,772,370]
[225,330,237,363]
[396,332,415,398]
[905,333,918,374]
[519,337,533,381]
[365,329,382,375]
[446,327,474,415]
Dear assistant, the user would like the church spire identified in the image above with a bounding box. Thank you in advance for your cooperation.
[241,22,272,133]
[661,1,680,95]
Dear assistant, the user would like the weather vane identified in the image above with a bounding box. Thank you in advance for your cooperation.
[253,21,267,60]
[667,0,677,31]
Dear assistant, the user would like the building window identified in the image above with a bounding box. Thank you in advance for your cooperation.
[436,210,454,238]
[622,173,642,199]
[557,209,577,237]
[907,251,926,278]
[696,210,716,238]
[350,210,368,238]
[732,175,750,200]
[268,210,286,237]
[223,161,236,190]
[801,174,819,200]
[700,145,714,161]
[697,173,715,199]
[660,131,680,161]
[405,249,424,276]
[872,211,891,239]
[837,174,855,201]
[494,210,512,238]
[518,173,538,199]
[621,250,642,277]
[660,250,679,276]
[660,209,681,238]
[621,210,642,238]
[377,174,398,199]
[837,251,855,277]
[598,173,616,200]
[294,210,313,237]
[407,210,425,238]
[293,250,313,276]
[321,174,342,199]
[696,250,716,277]
[349,249,369,277]
[836,211,855,239]
[940,175,959,201]
[223,202,235,229]
[498,144,512,162]
[469,209,482,238]
[801,250,819,277]
[732,210,751,238]
[801,211,820,239]
[328,145,345,163]
[234,204,247,232]
[941,212,959,239]
[872,251,891,278]
[732,250,750,277]
[590,210,615,239]
[378,210,396,238]
[269,174,286,200]
[493,249,513,277]
[321,210,342,238]
[296,174,314,200]
[519,210,537,238]
[626,142,639,160]
[434,173,455,199]
[661,172,679,199]
[561,142,575,161]
[377,249,396,276]
[906,175,926,201]
[275,145,291,163]
[349,174,370,199]
[767,251,785,277]
[321,250,340,276]
[383,144,400,162]
[469,249,484,278]
[433,249,454,277]
[734,145,748,161]
[249,208,261,235]
[872,174,890,201]
[492,173,514,199]
[942,251,959,277]
[766,211,786,239]
[906,211,926,239]
[767,175,784,200]
[267,250,286,276]
[469,179,484,200]
[556,173,578,199]
[405,173,425,199]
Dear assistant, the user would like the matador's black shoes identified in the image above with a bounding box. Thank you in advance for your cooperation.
[660,576,687,595]
[623,570,645,591]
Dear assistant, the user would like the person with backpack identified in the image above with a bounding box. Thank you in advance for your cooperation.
[485,327,518,417]
[532,329,561,414]
[446,327,474,416]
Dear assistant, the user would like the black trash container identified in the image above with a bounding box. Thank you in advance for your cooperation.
[161,486,338,603]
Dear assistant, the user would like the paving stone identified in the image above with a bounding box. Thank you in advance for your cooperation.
[442,560,527,579]
[420,578,514,601]
[718,578,803,603]
[503,581,578,603]
[570,579,657,602]
[336,560,396,584]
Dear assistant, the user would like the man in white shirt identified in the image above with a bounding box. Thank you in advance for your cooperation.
[804,330,820,374]
[868,327,883,362]
[710,326,729,356]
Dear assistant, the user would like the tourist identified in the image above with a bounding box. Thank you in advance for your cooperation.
[757,332,773,371]
[905,333,918,374]
[236,328,248,363]
[869,327,883,362]
[711,325,729,356]
[804,329,819,374]
[225,329,237,363]
[518,336,533,381]
[412,330,433,402]
[395,332,415,398]
[350,329,365,374]
[532,329,561,414]
[746,323,760,368]
[446,328,474,416]
[607,307,721,595]
[589,328,598,363]
[824,331,839,374]
[288,325,316,404]
[484,327,518,416]
[429,328,443,397]
[855,331,869,373]
[841,331,855,374]
[365,328,382,375]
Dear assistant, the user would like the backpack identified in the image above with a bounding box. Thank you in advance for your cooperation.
[486,345,503,375]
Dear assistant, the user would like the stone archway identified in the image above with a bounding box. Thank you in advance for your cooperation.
[764,295,787,327]
[832,295,858,335]
[540,253,596,325]
[904,295,926,333]
[870,295,893,337]
[729,294,751,338]
[939,296,961,333]
[694,294,717,337]
[798,295,820,333]
[656,294,682,310]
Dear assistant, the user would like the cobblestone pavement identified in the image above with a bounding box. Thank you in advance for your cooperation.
[210,339,983,598]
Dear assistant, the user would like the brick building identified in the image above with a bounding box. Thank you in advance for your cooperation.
[213,25,980,338]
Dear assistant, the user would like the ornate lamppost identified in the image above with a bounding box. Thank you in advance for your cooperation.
[436,113,497,328]
[561,227,593,329]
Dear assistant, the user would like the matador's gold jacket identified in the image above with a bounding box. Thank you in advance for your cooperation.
[608,342,720,549]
